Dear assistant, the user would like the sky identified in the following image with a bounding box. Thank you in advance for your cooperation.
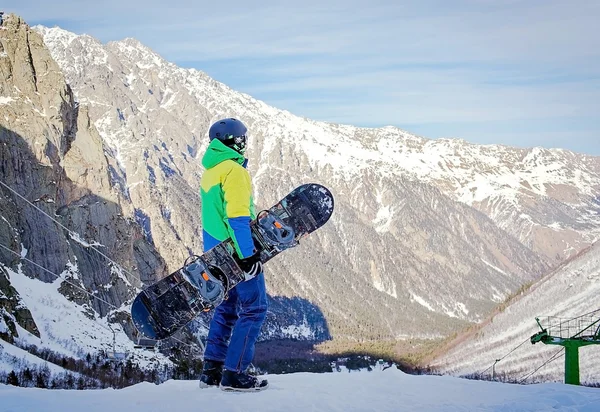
[2,363,600,412]
[3,0,600,155]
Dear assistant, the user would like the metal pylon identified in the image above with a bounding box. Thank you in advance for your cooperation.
[531,314,600,385]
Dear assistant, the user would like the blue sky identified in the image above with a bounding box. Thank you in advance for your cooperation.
[4,0,600,155]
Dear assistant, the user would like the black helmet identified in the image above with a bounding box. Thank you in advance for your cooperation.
[209,118,248,155]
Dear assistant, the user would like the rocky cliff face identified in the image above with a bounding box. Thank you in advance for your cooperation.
[0,14,166,341]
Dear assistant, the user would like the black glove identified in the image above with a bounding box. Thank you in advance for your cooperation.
[236,251,263,281]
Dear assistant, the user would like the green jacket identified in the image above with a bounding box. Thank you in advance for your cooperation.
[200,139,256,258]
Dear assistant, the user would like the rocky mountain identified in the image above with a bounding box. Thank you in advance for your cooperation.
[1,13,599,364]
[429,240,600,383]
[35,27,600,266]
[32,23,561,338]
[0,14,165,344]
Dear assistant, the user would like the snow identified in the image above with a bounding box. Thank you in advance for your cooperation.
[442,302,470,319]
[0,96,15,105]
[69,232,104,248]
[373,205,393,233]
[280,322,313,339]
[34,26,78,51]
[0,340,74,376]
[110,265,134,289]
[410,292,436,312]
[160,87,178,109]
[481,258,509,276]
[371,267,398,299]
[1,264,168,368]
[125,72,136,87]
[7,268,111,358]
[19,244,27,259]
[1,368,599,411]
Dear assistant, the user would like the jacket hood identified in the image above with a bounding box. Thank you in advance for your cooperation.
[202,139,246,169]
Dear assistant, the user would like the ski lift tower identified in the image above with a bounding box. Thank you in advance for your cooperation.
[530,312,600,385]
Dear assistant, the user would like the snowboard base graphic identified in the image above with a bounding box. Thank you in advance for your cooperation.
[131,183,334,340]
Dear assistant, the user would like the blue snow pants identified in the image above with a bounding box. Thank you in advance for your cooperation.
[203,272,268,373]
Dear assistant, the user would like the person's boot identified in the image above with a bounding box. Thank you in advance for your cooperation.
[220,369,269,392]
[199,360,224,388]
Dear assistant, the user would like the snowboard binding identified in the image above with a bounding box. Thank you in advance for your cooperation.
[182,256,225,308]
[255,210,297,250]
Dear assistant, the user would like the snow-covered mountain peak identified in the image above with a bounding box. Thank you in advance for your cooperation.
[109,38,174,72]
[33,26,78,49]
[36,26,111,78]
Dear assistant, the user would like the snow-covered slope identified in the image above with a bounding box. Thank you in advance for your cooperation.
[0,339,74,376]
[431,241,600,383]
[1,264,167,368]
[2,367,599,412]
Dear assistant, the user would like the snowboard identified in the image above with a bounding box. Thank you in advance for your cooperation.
[131,183,334,340]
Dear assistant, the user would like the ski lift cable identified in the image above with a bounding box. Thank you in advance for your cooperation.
[573,307,600,318]
[495,337,531,363]
[0,242,200,356]
[571,317,600,339]
[0,178,144,286]
[479,337,531,375]
[518,347,564,384]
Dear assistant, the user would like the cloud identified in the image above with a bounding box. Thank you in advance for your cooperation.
[4,0,600,155]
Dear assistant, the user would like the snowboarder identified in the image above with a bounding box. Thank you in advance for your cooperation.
[198,118,268,392]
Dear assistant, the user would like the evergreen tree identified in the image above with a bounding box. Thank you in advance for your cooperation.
[23,367,33,386]
[7,370,19,386]
[35,372,47,388]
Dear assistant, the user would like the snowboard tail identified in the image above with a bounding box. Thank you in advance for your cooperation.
[131,183,334,340]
